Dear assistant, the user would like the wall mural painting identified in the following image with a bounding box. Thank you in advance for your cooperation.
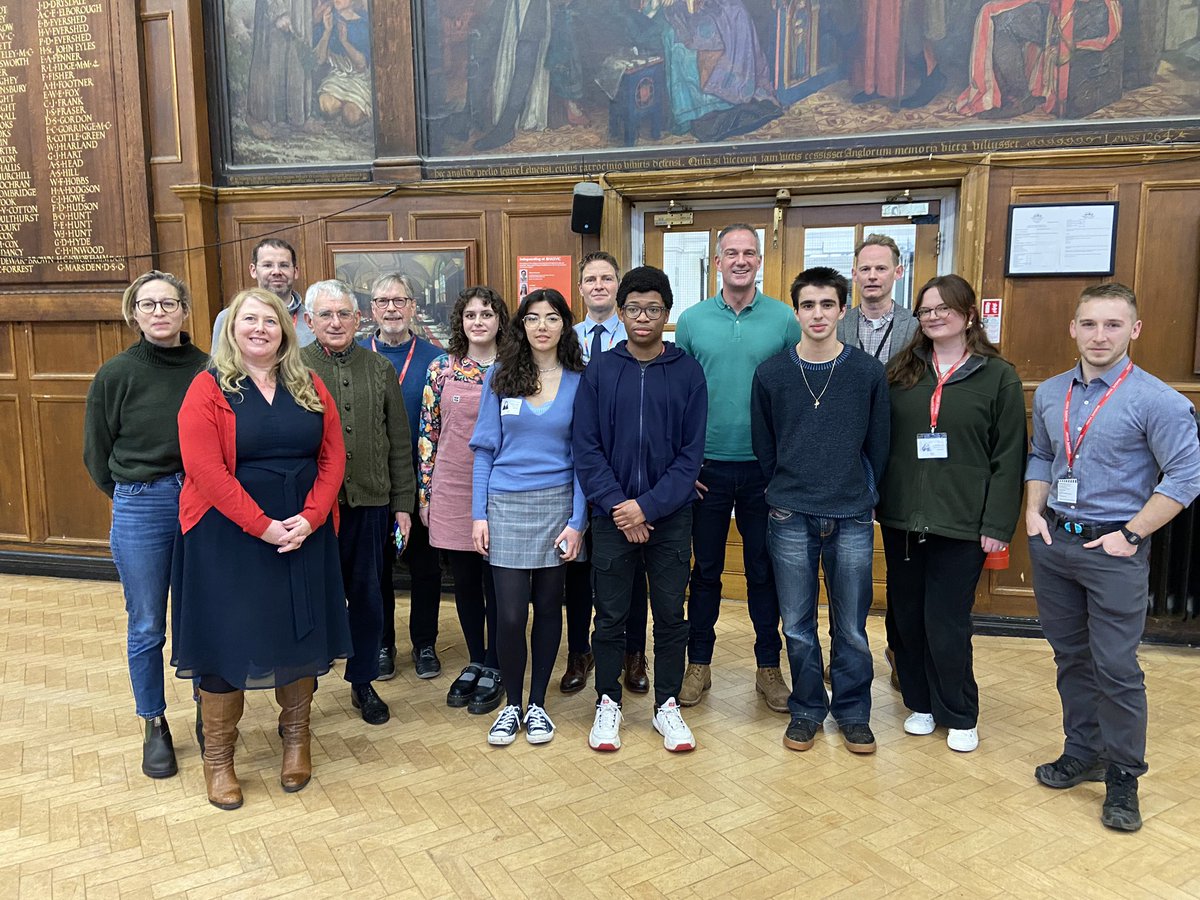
[418,0,1200,175]
[222,0,375,167]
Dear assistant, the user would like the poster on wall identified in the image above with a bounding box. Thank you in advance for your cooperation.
[517,255,574,301]
[981,298,1003,346]
[1006,203,1118,276]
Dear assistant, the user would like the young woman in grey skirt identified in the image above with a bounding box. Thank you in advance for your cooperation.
[469,289,587,746]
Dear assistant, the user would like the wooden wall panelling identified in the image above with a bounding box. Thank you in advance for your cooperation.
[499,208,582,315]
[321,216,395,263]
[0,323,14,376]
[408,212,488,282]
[152,214,189,287]
[30,395,110,545]
[28,323,106,380]
[141,11,183,165]
[1136,182,1200,383]
[0,394,31,541]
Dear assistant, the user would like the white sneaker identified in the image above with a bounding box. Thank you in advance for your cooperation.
[904,712,935,735]
[652,697,696,752]
[488,704,522,746]
[523,703,555,744]
[947,727,979,752]
[589,695,623,751]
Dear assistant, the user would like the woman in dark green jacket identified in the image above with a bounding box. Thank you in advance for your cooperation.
[876,275,1026,754]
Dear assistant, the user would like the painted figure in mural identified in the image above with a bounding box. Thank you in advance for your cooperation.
[314,0,372,128]
[644,0,781,142]
[472,0,553,151]
[956,0,1122,119]
[851,0,951,109]
[246,0,313,135]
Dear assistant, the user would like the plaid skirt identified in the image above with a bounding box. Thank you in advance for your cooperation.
[486,483,585,569]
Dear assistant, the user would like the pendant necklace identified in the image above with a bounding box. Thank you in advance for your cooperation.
[799,358,837,408]
[538,363,561,373]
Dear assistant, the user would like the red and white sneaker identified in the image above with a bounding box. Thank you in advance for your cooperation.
[652,697,696,752]
[588,694,623,751]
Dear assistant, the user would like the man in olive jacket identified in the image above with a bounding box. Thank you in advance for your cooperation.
[302,280,415,726]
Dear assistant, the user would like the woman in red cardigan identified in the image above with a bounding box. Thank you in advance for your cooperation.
[172,287,350,811]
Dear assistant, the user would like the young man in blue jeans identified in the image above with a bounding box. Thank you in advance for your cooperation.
[573,266,708,752]
[751,267,890,753]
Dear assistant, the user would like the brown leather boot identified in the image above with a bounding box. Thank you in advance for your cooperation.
[623,652,650,694]
[199,688,244,810]
[276,677,314,793]
[559,652,594,694]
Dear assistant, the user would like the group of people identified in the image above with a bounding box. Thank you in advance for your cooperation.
[84,227,1199,835]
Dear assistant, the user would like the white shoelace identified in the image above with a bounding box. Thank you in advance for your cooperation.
[657,702,688,736]
[524,704,553,734]
[491,705,520,732]
[595,700,622,734]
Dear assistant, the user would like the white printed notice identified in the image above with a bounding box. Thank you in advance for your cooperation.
[981,298,1002,345]
[1006,203,1117,276]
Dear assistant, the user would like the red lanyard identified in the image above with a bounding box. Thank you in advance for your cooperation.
[928,349,970,431]
[1062,360,1134,475]
[371,335,418,386]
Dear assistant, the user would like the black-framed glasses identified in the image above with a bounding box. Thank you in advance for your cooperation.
[135,298,181,314]
[372,296,415,309]
[915,304,953,320]
[622,305,665,321]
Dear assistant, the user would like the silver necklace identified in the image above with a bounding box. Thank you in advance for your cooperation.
[538,363,561,373]
[799,358,837,408]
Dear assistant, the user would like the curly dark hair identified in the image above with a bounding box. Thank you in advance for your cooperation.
[491,289,584,398]
[447,286,510,359]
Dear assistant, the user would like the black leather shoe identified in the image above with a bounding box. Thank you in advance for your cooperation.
[351,683,391,725]
[447,665,482,708]
[1101,765,1142,832]
[142,715,178,778]
[468,669,503,715]
[559,652,594,694]
[1035,753,1106,789]
[412,645,441,679]
[623,652,650,694]
[377,646,397,681]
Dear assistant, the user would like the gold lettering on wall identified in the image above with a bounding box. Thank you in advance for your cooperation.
[0,6,36,275]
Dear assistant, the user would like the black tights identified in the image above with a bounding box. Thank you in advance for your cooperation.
[199,675,237,693]
[492,564,566,709]
[447,549,499,669]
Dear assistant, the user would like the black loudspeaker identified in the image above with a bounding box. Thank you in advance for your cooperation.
[571,182,603,235]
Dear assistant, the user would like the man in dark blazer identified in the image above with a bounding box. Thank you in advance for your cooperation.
[836,234,919,368]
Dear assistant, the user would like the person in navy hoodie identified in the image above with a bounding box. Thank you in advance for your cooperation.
[573,266,708,753]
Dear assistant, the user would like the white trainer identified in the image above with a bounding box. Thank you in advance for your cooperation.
[652,697,696,752]
[589,695,623,751]
[523,703,556,744]
[947,727,979,752]
[904,712,935,735]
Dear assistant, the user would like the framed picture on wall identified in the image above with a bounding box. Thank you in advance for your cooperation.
[327,240,478,348]
[1005,202,1118,277]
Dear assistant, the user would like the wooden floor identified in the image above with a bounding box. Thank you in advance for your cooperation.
[2,575,1199,899]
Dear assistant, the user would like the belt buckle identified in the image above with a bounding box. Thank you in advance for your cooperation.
[1062,520,1083,536]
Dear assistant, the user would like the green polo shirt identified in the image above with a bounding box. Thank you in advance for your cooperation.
[675,290,801,461]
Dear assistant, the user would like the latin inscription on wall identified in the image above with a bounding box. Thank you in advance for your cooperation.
[0,2,126,281]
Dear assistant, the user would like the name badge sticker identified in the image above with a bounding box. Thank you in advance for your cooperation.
[500,398,522,416]
[916,432,948,459]
[1056,478,1079,504]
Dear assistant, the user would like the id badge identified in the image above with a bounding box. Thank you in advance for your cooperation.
[916,432,948,459]
[500,398,522,416]
[1056,478,1079,504]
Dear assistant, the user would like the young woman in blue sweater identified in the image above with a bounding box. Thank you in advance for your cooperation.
[469,289,587,746]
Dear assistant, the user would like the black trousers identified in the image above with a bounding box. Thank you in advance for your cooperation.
[591,507,692,707]
[382,513,443,652]
[339,503,391,684]
[881,525,985,729]
[564,528,649,655]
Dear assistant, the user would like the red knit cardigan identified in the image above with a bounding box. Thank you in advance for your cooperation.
[177,370,345,536]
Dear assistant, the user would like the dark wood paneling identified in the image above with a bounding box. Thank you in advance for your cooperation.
[322,216,394,258]
[1138,183,1200,383]
[141,11,182,164]
[0,396,30,540]
[0,324,14,377]
[31,397,110,545]
[500,209,582,312]
[153,214,189,286]
[28,323,105,379]
[410,212,488,285]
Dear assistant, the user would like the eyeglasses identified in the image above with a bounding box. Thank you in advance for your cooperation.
[315,309,357,322]
[522,313,563,327]
[372,296,415,309]
[135,298,181,314]
[915,304,953,320]
[622,305,665,321]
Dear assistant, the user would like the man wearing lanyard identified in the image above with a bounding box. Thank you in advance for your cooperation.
[211,239,315,353]
[362,273,445,681]
[561,251,652,697]
[1026,282,1200,832]
[674,224,802,712]
[837,234,918,368]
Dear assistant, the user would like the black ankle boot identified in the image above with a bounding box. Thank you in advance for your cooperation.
[142,715,179,778]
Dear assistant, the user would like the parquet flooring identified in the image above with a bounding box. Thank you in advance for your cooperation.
[1,574,1199,899]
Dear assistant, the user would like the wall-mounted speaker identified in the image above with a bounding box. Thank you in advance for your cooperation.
[571,182,603,235]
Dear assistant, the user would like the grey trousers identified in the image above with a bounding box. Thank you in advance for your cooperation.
[1029,529,1150,776]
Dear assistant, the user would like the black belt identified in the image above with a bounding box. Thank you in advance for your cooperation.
[1045,511,1123,541]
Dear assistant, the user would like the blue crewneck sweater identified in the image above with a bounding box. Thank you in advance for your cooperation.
[750,344,890,517]
[469,365,587,530]
[360,332,442,459]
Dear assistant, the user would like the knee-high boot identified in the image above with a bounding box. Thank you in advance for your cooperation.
[276,677,314,792]
[199,688,244,810]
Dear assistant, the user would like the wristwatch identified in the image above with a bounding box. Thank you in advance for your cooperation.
[1120,526,1143,546]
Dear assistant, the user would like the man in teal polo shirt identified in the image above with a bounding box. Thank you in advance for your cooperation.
[674,224,802,711]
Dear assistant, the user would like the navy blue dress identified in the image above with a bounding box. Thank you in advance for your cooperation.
[171,382,351,689]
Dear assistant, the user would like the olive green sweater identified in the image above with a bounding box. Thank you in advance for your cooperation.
[301,341,415,512]
[876,352,1027,543]
[83,334,209,497]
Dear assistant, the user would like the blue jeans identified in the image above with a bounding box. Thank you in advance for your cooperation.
[768,508,874,726]
[687,459,781,667]
[110,474,183,719]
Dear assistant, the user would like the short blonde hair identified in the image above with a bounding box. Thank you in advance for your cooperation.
[211,288,323,413]
[854,234,901,266]
[121,271,190,331]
